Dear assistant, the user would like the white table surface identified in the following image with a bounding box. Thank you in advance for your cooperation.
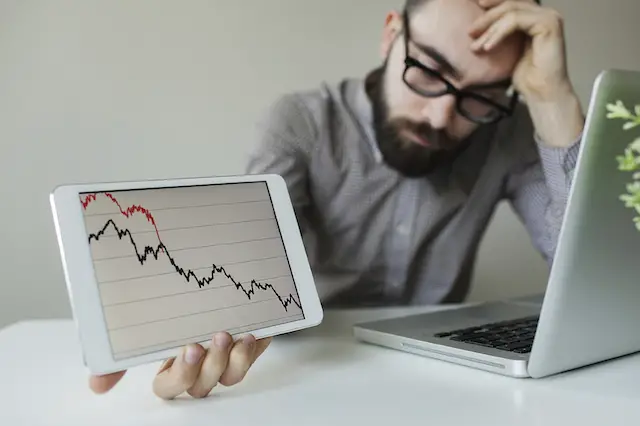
[2,305,640,425]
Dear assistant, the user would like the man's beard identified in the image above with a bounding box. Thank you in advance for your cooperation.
[366,67,471,178]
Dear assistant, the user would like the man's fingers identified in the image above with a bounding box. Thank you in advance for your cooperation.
[470,2,562,52]
[152,344,205,400]
[468,0,539,38]
[89,370,127,394]
[253,337,272,361]
[88,335,271,400]
[186,332,233,399]
[470,9,538,51]
[218,335,258,387]
[476,0,537,9]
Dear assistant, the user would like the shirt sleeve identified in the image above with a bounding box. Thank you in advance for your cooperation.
[503,108,583,266]
[244,94,350,301]
[244,93,317,232]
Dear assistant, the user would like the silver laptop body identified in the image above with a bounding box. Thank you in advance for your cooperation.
[353,69,640,379]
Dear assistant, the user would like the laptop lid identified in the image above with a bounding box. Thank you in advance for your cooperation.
[528,69,640,378]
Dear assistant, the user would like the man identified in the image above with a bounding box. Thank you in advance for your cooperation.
[246,0,583,307]
[90,0,584,399]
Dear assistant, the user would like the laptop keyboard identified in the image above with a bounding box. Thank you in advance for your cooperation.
[433,316,539,354]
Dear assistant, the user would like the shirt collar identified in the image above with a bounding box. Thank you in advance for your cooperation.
[353,73,384,164]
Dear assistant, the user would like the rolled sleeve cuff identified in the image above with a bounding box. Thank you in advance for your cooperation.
[535,131,583,197]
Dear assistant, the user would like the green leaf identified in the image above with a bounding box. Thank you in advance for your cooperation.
[635,104,640,117]
[623,121,640,131]
[606,100,632,119]
[617,151,640,171]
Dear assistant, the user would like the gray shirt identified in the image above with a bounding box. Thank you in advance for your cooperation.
[245,76,581,308]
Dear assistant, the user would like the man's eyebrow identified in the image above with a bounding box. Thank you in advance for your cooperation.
[409,42,514,90]
[466,77,513,91]
[411,42,462,80]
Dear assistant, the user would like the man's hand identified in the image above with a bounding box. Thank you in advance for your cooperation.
[89,332,272,399]
[469,0,584,148]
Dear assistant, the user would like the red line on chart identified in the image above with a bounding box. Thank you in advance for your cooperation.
[81,193,162,242]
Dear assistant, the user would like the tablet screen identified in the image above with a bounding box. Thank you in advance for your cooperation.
[78,181,304,360]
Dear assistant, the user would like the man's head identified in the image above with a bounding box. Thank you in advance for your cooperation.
[368,0,527,177]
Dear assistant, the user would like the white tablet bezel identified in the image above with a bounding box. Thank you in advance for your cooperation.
[49,173,323,375]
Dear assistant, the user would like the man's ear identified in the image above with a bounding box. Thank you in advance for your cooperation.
[380,11,403,59]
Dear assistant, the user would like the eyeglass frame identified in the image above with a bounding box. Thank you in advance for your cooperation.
[400,10,519,124]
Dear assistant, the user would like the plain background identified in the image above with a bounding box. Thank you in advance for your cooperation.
[1,0,639,329]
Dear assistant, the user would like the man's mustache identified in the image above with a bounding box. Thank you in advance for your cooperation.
[388,119,455,151]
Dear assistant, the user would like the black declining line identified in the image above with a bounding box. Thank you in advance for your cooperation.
[88,219,302,312]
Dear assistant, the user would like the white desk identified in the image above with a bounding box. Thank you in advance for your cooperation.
[2,306,640,425]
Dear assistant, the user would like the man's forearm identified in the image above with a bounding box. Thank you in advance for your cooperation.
[526,84,585,150]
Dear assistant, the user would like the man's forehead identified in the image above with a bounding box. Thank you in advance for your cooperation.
[408,0,485,32]
[405,0,523,86]
[409,0,541,21]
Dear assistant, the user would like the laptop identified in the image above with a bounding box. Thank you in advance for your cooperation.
[353,68,640,379]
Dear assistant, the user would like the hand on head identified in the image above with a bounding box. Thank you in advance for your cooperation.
[89,332,272,399]
[469,0,584,147]
[469,0,572,101]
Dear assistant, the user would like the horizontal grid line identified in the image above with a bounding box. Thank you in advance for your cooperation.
[86,218,277,239]
[98,255,287,284]
[102,274,292,307]
[83,199,270,217]
[111,314,304,359]
[107,297,294,332]
[91,237,281,262]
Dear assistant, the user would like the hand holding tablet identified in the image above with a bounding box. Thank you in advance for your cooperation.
[89,330,273,399]
[49,174,323,398]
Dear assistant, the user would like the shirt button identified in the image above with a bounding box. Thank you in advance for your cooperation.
[397,224,409,235]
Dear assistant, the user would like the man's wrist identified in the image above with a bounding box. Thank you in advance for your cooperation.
[525,85,585,149]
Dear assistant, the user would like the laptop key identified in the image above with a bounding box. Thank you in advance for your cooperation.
[484,334,503,342]
[504,341,532,351]
[468,341,495,348]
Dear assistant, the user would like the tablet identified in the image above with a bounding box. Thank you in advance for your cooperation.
[49,174,323,375]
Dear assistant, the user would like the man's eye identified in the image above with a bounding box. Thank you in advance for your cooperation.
[410,50,440,71]
[421,57,442,72]
[476,88,510,101]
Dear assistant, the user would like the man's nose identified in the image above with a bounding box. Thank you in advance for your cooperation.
[421,95,457,129]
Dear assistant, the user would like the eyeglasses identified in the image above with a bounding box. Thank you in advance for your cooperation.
[401,10,519,124]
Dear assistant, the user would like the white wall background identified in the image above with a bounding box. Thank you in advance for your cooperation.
[1,0,638,329]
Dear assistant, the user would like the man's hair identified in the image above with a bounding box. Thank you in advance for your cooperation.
[404,0,430,16]
[404,0,540,15]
